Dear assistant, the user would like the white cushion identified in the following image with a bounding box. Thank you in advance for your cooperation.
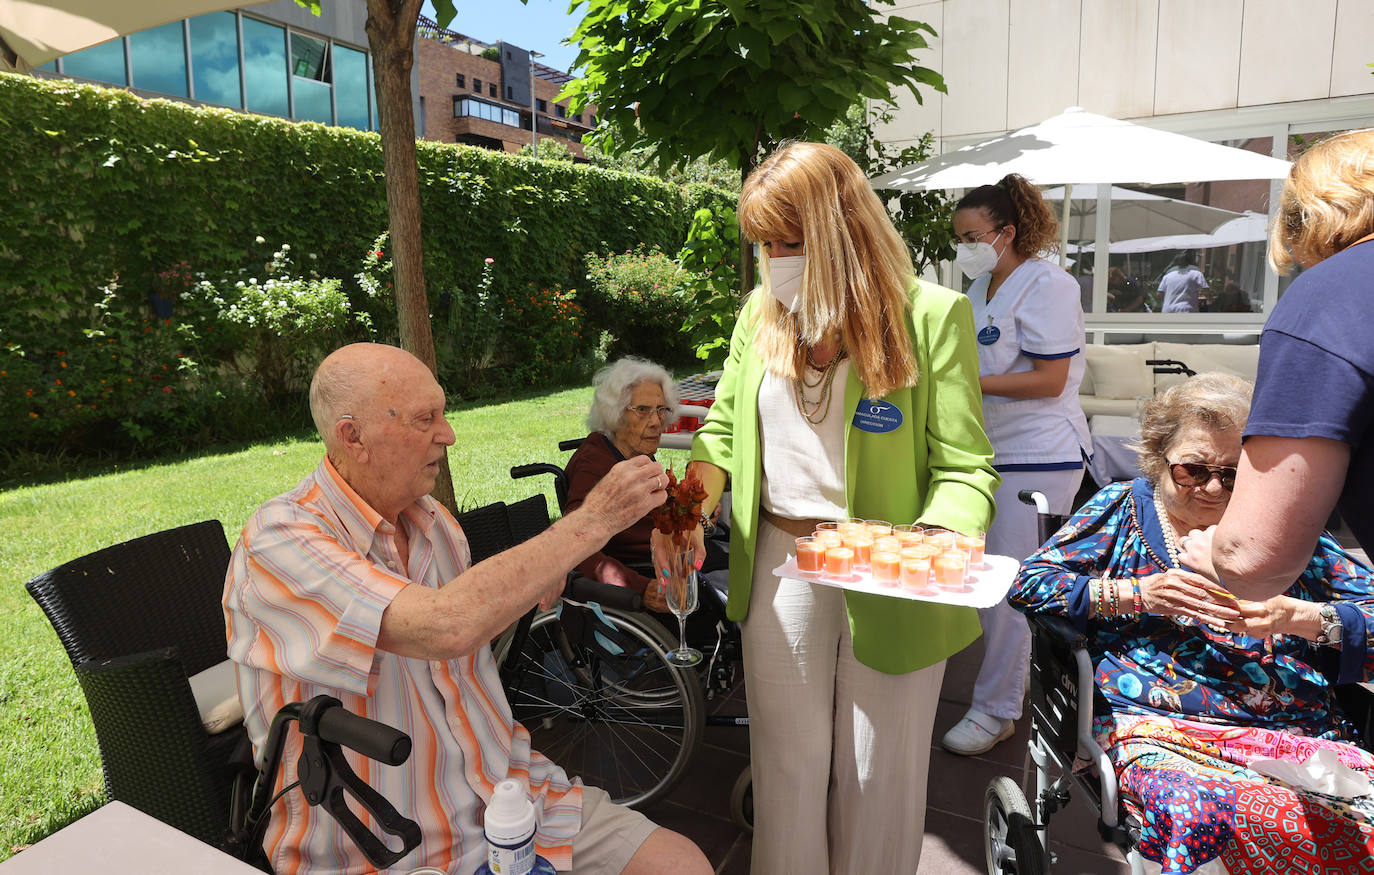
[188,660,244,735]
[1153,342,1261,391]
[1080,396,1144,419]
[1083,343,1155,400]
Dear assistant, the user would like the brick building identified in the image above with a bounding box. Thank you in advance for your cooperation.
[416,16,596,158]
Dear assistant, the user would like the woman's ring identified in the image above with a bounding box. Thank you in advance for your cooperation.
[656,475,663,490]
[1179,535,1191,549]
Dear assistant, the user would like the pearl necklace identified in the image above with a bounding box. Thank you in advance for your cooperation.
[1152,490,1227,634]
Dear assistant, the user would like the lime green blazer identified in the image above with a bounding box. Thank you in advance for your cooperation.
[690,280,1000,674]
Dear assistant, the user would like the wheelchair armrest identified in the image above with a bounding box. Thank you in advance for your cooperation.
[565,574,644,612]
[1028,613,1087,649]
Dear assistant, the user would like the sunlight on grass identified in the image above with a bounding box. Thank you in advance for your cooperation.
[0,385,693,858]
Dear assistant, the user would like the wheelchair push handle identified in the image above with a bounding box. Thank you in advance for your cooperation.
[1018,489,1051,515]
[315,703,412,767]
[511,462,564,481]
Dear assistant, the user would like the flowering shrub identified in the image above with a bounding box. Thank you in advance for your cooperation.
[583,246,696,366]
[500,283,593,387]
[196,241,374,401]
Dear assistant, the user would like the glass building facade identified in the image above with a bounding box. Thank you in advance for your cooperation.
[46,11,377,131]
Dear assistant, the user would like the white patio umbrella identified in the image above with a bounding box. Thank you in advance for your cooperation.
[0,0,260,72]
[869,107,1292,268]
[1068,211,1270,255]
[1040,185,1242,242]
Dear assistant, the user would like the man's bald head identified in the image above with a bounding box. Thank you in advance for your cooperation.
[309,343,432,450]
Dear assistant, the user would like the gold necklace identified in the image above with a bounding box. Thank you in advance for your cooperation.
[795,345,845,424]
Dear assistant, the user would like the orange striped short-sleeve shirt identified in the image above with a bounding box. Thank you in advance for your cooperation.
[224,457,582,874]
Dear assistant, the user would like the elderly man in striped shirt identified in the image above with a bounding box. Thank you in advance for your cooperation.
[224,343,711,875]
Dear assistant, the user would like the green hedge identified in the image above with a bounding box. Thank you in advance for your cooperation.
[0,73,732,468]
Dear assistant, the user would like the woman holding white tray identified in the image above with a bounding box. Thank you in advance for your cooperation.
[652,142,998,874]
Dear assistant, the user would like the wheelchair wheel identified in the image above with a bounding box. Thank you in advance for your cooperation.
[729,764,753,834]
[495,606,705,809]
[984,775,1047,875]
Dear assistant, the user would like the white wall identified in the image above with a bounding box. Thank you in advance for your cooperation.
[881,0,1374,148]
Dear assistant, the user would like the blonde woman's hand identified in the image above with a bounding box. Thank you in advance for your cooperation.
[1178,525,1220,582]
[1137,568,1242,628]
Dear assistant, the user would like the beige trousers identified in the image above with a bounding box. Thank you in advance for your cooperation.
[744,516,946,875]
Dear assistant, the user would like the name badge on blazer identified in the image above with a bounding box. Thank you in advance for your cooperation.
[853,400,903,434]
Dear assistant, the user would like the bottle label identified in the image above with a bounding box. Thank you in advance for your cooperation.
[488,840,535,875]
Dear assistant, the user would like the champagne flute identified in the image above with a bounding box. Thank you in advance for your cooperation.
[662,545,702,666]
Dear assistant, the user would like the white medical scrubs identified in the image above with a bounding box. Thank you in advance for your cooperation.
[966,258,1091,720]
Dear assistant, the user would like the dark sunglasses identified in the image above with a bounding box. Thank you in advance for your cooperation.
[1167,461,1237,492]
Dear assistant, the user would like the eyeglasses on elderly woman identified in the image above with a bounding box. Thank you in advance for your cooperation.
[1167,461,1237,492]
[626,405,673,420]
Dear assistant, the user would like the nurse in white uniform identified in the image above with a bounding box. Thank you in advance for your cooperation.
[941,173,1091,756]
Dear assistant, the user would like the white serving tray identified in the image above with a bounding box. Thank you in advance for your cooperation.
[772,553,1021,608]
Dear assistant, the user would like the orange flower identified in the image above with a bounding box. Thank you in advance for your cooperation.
[67,390,75,396]
[60,361,67,368]
[55,378,62,386]
[29,412,38,418]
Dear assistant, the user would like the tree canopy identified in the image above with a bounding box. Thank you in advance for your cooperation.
[561,0,944,175]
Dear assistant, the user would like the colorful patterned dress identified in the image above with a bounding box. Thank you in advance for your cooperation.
[1010,478,1374,874]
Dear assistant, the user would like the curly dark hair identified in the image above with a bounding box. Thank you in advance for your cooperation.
[955,173,1060,259]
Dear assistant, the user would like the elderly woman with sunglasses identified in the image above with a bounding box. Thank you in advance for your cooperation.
[564,357,679,612]
[1010,372,1374,875]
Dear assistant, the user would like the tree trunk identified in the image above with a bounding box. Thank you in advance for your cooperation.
[738,161,756,295]
[365,0,457,514]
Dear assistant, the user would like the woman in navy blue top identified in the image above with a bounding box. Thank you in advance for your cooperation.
[1184,129,1374,602]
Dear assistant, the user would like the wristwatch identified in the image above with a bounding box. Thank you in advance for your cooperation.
[1316,603,1343,647]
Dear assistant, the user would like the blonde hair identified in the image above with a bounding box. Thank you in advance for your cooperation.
[738,142,917,398]
[1270,128,1374,274]
[1134,372,1252,486]
[955,173,1060,259]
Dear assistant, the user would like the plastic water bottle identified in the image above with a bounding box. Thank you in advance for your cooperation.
[473,779,555,875]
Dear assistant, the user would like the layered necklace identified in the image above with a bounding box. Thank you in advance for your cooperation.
[795,342,846,424]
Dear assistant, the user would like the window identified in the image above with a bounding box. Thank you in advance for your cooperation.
[62,38,127,85]
[290,32,331,123]
[129,20,188,97]
[506,85,513,100]
[334,45,370,130]
[455,97,521,128]
[473,77,481,91]
[189,12,241,107]
[456,73,465,88]
[242,17,289,117]
[537,98,547,113]
[488,82,496,97]
[573,113,582,123]
[555,104,565,118]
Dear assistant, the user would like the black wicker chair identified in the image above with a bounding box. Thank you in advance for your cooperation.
[25,520,245,847]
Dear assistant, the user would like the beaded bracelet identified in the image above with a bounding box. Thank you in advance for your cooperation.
[1131,577,1143,619]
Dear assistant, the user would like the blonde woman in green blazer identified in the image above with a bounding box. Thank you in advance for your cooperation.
[654,142,999,874]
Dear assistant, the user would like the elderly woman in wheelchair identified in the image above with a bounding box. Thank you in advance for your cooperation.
[565,357,682,612]
[1009,372,1374,874]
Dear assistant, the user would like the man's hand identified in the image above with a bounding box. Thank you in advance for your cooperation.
[577,455,667,540]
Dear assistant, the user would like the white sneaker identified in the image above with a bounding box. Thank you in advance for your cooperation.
[941,708,1015,756]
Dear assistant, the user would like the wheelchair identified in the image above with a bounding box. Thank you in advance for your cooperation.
[500,441,753,828]
[225,696,422,870]
[983,489,1374,875]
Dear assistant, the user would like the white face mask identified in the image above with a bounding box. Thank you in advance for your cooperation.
[955,230,1005,279]
[767,255,806,312]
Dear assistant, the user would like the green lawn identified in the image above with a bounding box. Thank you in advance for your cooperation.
[0,386,692,858]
